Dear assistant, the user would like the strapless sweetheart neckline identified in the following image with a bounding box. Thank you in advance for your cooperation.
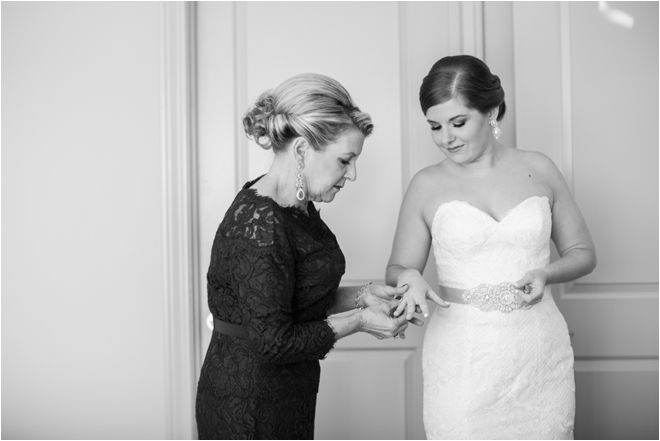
[434,195,549,224]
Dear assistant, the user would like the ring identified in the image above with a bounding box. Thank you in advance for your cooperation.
[523,285,531,294]
[393,334,399,339]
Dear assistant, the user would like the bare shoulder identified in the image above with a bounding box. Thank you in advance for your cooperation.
[511,148,559,173]
[407,162,447,195]
[510,148,572,209]
[404,161,454,225]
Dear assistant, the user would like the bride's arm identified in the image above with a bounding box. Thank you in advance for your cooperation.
[514,153,597,304]
[386,170,449,319]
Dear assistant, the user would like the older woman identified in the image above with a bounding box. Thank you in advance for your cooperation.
[195,73,419,439]
[386,55,597,439]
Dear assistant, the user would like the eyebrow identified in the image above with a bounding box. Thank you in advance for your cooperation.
[426,114,467,124]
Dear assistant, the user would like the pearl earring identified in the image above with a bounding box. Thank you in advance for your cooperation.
[490,119,501,139]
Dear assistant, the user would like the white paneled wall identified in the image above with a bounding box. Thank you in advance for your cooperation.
[196,1,658,440]
[2,2,168,439]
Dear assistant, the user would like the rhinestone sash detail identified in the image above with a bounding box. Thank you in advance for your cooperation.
[462,282,532,313]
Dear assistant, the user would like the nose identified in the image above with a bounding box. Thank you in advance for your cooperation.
[442,127,455,145]
[345,161,357,181]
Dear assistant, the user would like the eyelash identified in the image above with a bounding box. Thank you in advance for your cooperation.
[431,122,465,131]
[340,159,350,166]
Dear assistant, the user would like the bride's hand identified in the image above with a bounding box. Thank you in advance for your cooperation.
[360,283,409,308]
[513,269,548,306]
[392,270,449,320]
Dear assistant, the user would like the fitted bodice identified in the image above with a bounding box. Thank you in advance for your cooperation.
[431,195,552,289]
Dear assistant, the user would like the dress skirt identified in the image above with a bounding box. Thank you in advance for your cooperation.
[422,292,575,440]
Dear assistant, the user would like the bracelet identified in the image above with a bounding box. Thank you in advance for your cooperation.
[355,282,373,310]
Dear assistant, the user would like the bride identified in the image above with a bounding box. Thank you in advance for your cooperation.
[386,55,597,439]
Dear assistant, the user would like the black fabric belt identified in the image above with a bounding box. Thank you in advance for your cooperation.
[213,318,247,339]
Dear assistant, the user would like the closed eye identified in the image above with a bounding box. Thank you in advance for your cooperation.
[431,122,465,131]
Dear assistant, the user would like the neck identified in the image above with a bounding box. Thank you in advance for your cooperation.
[261,155,308,210]
[458,139,502,172]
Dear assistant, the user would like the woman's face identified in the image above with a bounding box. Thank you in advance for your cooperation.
[425,97,494,165]
[303,129,365,203]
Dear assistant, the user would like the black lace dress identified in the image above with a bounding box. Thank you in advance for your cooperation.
[195,177,344,440]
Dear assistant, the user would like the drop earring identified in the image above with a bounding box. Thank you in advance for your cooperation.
[490,119,501,140]
[295,162,305,201]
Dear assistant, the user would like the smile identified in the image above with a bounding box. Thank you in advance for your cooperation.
[446,144,464,153]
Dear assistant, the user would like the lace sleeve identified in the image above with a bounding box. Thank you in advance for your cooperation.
[231,239,337,364]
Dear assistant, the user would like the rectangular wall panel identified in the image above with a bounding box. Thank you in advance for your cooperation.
[317,350,416,440]
[575,360,659,440]
[568,1,659,285]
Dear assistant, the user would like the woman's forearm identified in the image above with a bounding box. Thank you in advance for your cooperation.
[326,311,362,339]
[327,286,362,316]
[544,247,597,285]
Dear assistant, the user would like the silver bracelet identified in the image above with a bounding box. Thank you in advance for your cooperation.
[355,282,373,309]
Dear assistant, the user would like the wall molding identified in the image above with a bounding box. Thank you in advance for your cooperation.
[575,358,658,372]
[160,2,199,439]
[559,3,574,191]
[234,2,249,192]
[559,282,658,300]
[398,1,414,195]
[449,1,484,58]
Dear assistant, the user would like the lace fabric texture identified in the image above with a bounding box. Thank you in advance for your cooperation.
[195,177,344,440]
[424,196,575,439]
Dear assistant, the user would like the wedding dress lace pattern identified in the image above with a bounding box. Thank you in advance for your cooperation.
[196,177,343,440]
[424,196,575,440]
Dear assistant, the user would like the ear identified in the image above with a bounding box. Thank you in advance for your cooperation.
[488,107,499,122]
[291,137,309,164]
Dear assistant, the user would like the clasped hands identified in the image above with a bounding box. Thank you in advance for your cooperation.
[357,284,424,340]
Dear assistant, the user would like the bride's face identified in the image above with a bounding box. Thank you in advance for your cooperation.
[425,97,494,165]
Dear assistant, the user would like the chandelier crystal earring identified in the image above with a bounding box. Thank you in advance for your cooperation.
[295,162,305,201]
[490,119,501,140]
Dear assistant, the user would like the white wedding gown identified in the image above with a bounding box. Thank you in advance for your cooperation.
[423,196,575,440]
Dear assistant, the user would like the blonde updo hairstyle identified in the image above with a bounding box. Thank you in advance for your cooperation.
[243,73,373,154]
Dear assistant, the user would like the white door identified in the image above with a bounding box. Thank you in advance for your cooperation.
[511,2,659,439]
[195,2,485,439]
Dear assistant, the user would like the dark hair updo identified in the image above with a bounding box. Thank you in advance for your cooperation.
[419,55,506,120]
[243,73,373,153]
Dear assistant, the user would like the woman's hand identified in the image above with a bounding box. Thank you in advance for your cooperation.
[359,299,423,340]
[513,268,548,306]
[392,269,449,320]
[360,284,409,308]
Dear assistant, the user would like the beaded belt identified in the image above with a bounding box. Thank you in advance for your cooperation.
[439,282,532,313]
